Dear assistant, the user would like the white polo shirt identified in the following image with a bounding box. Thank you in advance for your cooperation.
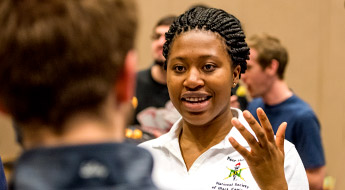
[139,108,309,190]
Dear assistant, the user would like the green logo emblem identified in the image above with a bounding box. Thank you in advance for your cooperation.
[224,162,246,181]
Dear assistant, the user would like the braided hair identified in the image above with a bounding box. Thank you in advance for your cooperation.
[163,7,249,75]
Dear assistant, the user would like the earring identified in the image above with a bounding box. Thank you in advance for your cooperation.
[233,82,237,86]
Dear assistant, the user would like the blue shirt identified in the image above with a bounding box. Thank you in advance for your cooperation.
[0,157,7,190]
[247,95,325,169]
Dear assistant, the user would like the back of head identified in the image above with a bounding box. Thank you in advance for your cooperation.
[162,7,249,75]
[0,0,137,132]
[247,33,289,79]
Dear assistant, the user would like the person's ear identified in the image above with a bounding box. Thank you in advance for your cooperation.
[232,65,241,87]
[265,59,279,76]
[115,50,137,103]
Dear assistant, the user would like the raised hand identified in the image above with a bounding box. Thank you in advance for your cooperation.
[229,108,288,190]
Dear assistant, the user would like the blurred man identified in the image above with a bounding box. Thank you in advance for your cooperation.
[0,0,156,189]
[130,15,177,139]
[242,33,325,190]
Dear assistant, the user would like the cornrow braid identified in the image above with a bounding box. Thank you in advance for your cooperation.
[163,7,249,75]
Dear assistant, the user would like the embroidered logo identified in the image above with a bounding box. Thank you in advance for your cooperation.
[79,160,109,179]
[224,162,246,181]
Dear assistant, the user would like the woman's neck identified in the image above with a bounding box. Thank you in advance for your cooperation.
[179,108,235,170]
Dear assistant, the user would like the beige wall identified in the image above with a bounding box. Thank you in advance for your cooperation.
[135,0,345,189]
[0,0,343,188]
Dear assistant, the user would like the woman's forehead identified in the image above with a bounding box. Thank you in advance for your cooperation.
[168,30,230,61]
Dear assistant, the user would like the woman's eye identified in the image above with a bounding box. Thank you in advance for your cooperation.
[203,64,216,72]
[174,65,185,72]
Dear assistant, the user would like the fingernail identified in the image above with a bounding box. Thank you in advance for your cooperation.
[257,107,263,114]
[243,111,250,118]
[229,137,235,144]
[231,118,239,125]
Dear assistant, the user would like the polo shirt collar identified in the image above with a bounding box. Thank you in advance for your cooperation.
[152,108,254,152]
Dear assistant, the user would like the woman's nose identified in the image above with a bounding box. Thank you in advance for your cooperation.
[183,68,204,90]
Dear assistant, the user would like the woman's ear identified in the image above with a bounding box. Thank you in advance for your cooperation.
[232,65,241,87]
[115,50,137,103]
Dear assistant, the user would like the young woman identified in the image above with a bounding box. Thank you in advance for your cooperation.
[140,7,309,190]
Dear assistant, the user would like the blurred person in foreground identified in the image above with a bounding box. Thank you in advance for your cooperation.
[140,7,309,190]
[0,0,156,189]
[242,33,325,190]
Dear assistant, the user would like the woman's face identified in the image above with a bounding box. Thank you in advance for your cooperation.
[166,30,240,126]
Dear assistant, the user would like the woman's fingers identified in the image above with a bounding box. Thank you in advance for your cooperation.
[242,110,268,148]
[275,121,287,153]
[231,117,261,153]
[256,108,276,144]
[231,108,287,159]
[229,137,250,158]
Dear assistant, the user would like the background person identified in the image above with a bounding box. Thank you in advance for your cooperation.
[0,0,156,189]
[130,15,178,140]
[242,33,325,190]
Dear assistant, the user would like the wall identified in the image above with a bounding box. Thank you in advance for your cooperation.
[135,0,345,189]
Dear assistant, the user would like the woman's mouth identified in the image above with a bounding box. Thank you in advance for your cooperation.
[183,96,211,103]
[181,95,212,112]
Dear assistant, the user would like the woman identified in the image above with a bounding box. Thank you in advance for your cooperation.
[140,7,308,190]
